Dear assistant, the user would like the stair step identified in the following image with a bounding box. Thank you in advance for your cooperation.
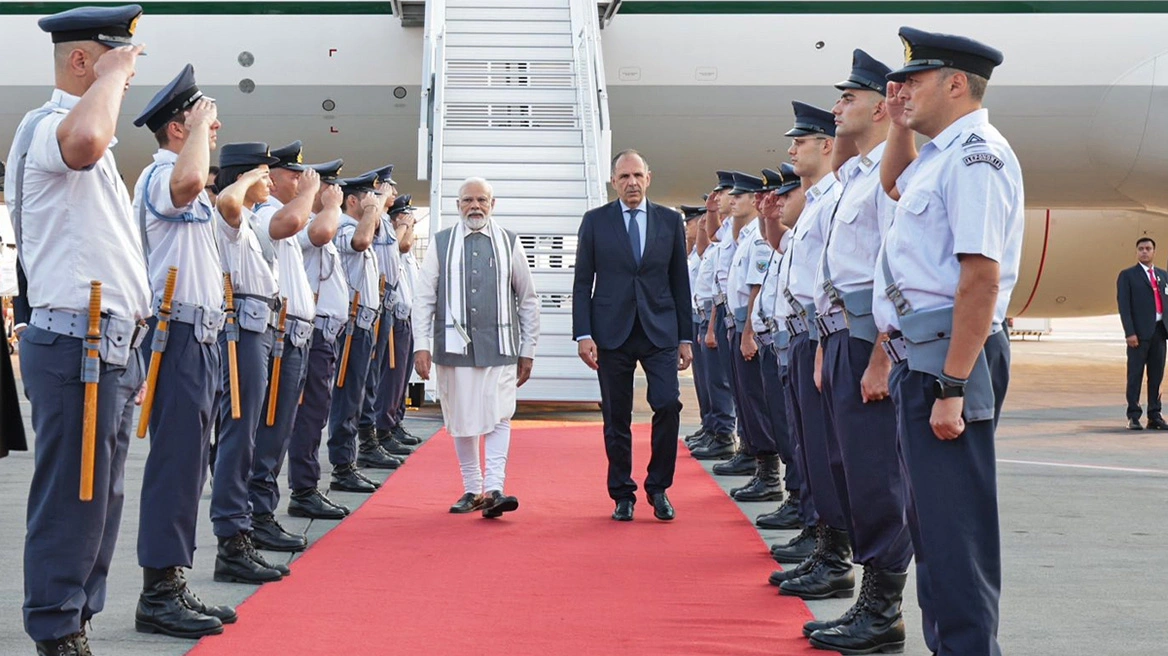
[443,129,582,147]
[440,196,589,217]
[446,32,573,49]
[444,179,587,199]
[446,45,575,61]
[444,87,578,105]
[444,103,578,130]
[445,20,571,35]
[446,5,570,20]
[447,0,568,8]
[443,162,585,180]
[443,144,584,164]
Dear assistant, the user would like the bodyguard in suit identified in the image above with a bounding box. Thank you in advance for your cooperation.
[879,27,1022,656]
[573,149,693,522]
[1117,237,1168,430]
[130,63,233,638]
[6,6,150,653]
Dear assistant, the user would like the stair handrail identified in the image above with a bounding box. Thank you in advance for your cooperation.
[569,0,611,210]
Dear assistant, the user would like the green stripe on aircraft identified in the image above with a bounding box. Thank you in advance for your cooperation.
[0,1,392,15]
[619,1,1168,14]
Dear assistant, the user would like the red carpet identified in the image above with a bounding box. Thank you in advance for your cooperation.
[190,423,818,655]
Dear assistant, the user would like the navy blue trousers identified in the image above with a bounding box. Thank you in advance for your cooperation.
[786,333,847,530]
[596,318,681,502]
[699,316,735,435]
[288,327,339,491]
[249,333,310,516]
[358,307,392,431]
[375,317,415,430]
[731,327,777,455]
[760,345,800,492]
[891,330,1009,656]
[20,327,143,641]
[690,319,712,431]
[710,305,740,438]
[328,324,374,466]
[211,327,273,537]
[820,330,912,572]
[138,320,219,569]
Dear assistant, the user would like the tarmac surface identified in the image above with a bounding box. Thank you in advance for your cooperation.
[1,316,1165,655]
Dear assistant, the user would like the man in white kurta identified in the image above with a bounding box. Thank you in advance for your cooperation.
[413,177,540,518]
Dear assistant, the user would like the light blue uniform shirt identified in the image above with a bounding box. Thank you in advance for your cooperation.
[779,173,840,316]
[299,213,349,321]
[875,108,1025,333]
[334,213,382,311]
[254,197,315,321]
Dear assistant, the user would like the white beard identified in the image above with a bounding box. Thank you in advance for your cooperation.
[463,215,488,231]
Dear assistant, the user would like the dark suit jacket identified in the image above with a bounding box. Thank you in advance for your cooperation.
[572,199,693,350]
[1117,263,1168,340]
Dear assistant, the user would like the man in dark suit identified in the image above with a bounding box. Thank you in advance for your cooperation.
[573,150,693,521]
[1117,236,1168,430]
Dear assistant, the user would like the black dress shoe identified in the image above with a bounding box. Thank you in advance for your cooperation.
[136,567,224,638]
[214,533,284,584]
[649,492,675,521]
[288,488,350,519]
[482,490,520,518]
[251,513,308,552]
[449,492,485,514]
[1129,418,1145,430]
[357,442,402,469]
[1148,416,1168,430]
[612,499,634,521]
[36,630,91,656]
[330,464,379,493]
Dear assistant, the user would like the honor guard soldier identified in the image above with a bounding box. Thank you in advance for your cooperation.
[751,164,805,533]
[5,5,150,654]
[287,160,356,517]
[357,164,414,462]
[210,142,290,584]
[680,204,711,441]
[384,193,424,445]
[130,63,234,639]
[770,102,856,601]
[248,140,322,553]
[724,172,783,502]
[878,27,1020,656]
[329,172,388,491]
[690,171,740,461]
[804,50,914,654]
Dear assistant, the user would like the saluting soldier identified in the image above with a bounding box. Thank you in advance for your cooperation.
[286,160,355,518]
[130,63,234,639]
[357,164,414,461]
[210,142,289,584]
[248,140,321,553]
[691,171,741,462]
[771,102,856,601]
[878,27,1021,656]
[328,172,387,491]
[723,172,783,502]
[805,50,914,654]
[382,194,424,446]
[5,6,150,654]
[751,164,804,533]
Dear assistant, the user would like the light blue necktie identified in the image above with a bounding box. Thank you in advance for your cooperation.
[627,207,642,266]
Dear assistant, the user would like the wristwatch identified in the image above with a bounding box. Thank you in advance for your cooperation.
[933,377,965,399]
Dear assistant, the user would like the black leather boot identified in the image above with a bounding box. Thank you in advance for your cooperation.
[135,567,224,638]
[771,524,817,563]
[214,533,284,584]
[715,451,757,477]
[357,438,402,469]
[802,564,873,637]
[378,431,413,456]
[809,568,908,654]
[35,629,91,656]
[331,463,380,492]
[690,433,735,460]
[769,525,823,586]
[688,430,716,452]
[780,526,855,600]
[392,424,423,446]
[251,512,308,552]
[175,568,237,624]
[756,490,802,530]
[289,487,350,519]
[733,454,784,502]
